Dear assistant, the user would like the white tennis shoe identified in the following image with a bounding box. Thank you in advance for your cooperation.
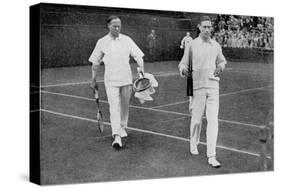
[190,145,199,155]
[112,135,122,149]
[208,157,221,168]
[120,128,128,138]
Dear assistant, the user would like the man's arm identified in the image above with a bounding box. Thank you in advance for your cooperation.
[178,43,191,77]
[129,38,145,72]
[90,64,99,89]
[214,44,227,77]
[180,37,185,49]
[135,57,144,73]
[88,40,104,89]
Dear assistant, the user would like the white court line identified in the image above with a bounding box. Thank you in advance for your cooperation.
[41,81,90,88]
[42,90,97,102]
[40,66,272,88]
[40,80,104,88]
[40,72,179,88]
[41,90,265,129]
[153,116,187,125]
[92,134,112,140]
[154,72,179,77]
[30,109,40,113]
[151,100,189,109]
[151,85,272,109]
[219,85,273,97]
[226,68,273,75]
[41,109,268,158]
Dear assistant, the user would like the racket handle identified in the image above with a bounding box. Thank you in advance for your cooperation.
[137,67,144,78]
[94,88,99,99]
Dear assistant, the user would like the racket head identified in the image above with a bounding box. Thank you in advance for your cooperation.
[133,77,151,92]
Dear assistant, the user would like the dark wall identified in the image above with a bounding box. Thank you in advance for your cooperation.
[222,48,273,63]
[38,3,272,68]
[39,3,204,68]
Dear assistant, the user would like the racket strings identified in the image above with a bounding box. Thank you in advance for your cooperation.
[136,78,150,88]
[134,78,151,92]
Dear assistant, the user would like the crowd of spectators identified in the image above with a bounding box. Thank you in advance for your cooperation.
[212,15,274,50]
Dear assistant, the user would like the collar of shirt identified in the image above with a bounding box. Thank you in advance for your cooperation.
[198,36,215,46]
[107,33,121,41]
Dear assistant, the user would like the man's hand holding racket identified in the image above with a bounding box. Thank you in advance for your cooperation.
[214,64,224,77]
[133,67,151,92]
[179,65,188,78]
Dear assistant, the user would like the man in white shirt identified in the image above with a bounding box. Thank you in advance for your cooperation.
[180,32,193,49]
[89,15,145,149]
[178,16,227,168]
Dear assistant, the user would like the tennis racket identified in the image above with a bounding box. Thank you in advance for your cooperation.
[133,67,151,92]
[91,85,104,133]
[186,46,193,96]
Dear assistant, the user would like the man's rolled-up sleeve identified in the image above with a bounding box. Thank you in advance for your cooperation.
[129,38,144,60]
[216,45,227,70]
[89,40,104,67]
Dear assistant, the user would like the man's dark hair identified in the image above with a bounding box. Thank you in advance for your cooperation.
[107,15,121,24]
[199,15,211,24]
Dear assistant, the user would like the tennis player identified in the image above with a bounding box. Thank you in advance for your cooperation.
[180,32,193,49]
[89,15,145,149]
[178,15,227,168]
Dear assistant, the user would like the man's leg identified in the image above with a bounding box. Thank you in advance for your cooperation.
[120,85,132,137]
[206,89,220,166]
[105,86,122,137]
[190,89,206,154]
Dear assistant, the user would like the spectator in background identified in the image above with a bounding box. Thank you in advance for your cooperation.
[218,18,226,31]
[264,34,270,49]
[243,18,251,31]
[248,33,254,48]
[268,32,274,49]
[231,32,238,48]
[226,30,233,47]
[242,34,249,48]
[253,32,259,48]
[180,32,193,49]
[212,15,274,49]
[236,35,243,48]
[258,33,265,48]
[146,29,157,61]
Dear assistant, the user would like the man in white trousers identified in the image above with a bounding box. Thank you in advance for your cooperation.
[89,15,145,149]
[178,15,227,168]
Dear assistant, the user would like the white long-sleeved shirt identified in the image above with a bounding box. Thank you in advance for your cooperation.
[89,33,144,87]
[178,36,227,89]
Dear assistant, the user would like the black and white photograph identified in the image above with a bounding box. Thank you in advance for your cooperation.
[3,0,280,187]
[30,3,274,185]
[29,2,275,186]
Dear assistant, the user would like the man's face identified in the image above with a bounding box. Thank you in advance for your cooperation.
[186,32,190,37]
[108,18,121,38]
[199,20,212,39]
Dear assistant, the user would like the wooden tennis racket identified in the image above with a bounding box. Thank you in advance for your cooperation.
[133,67,151,92]
[91,85,104,133]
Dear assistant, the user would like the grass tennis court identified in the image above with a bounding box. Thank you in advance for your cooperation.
[32,61,273,185]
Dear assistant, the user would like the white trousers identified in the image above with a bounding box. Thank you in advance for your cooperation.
[105,85,132,137]
[189,88,219,158]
